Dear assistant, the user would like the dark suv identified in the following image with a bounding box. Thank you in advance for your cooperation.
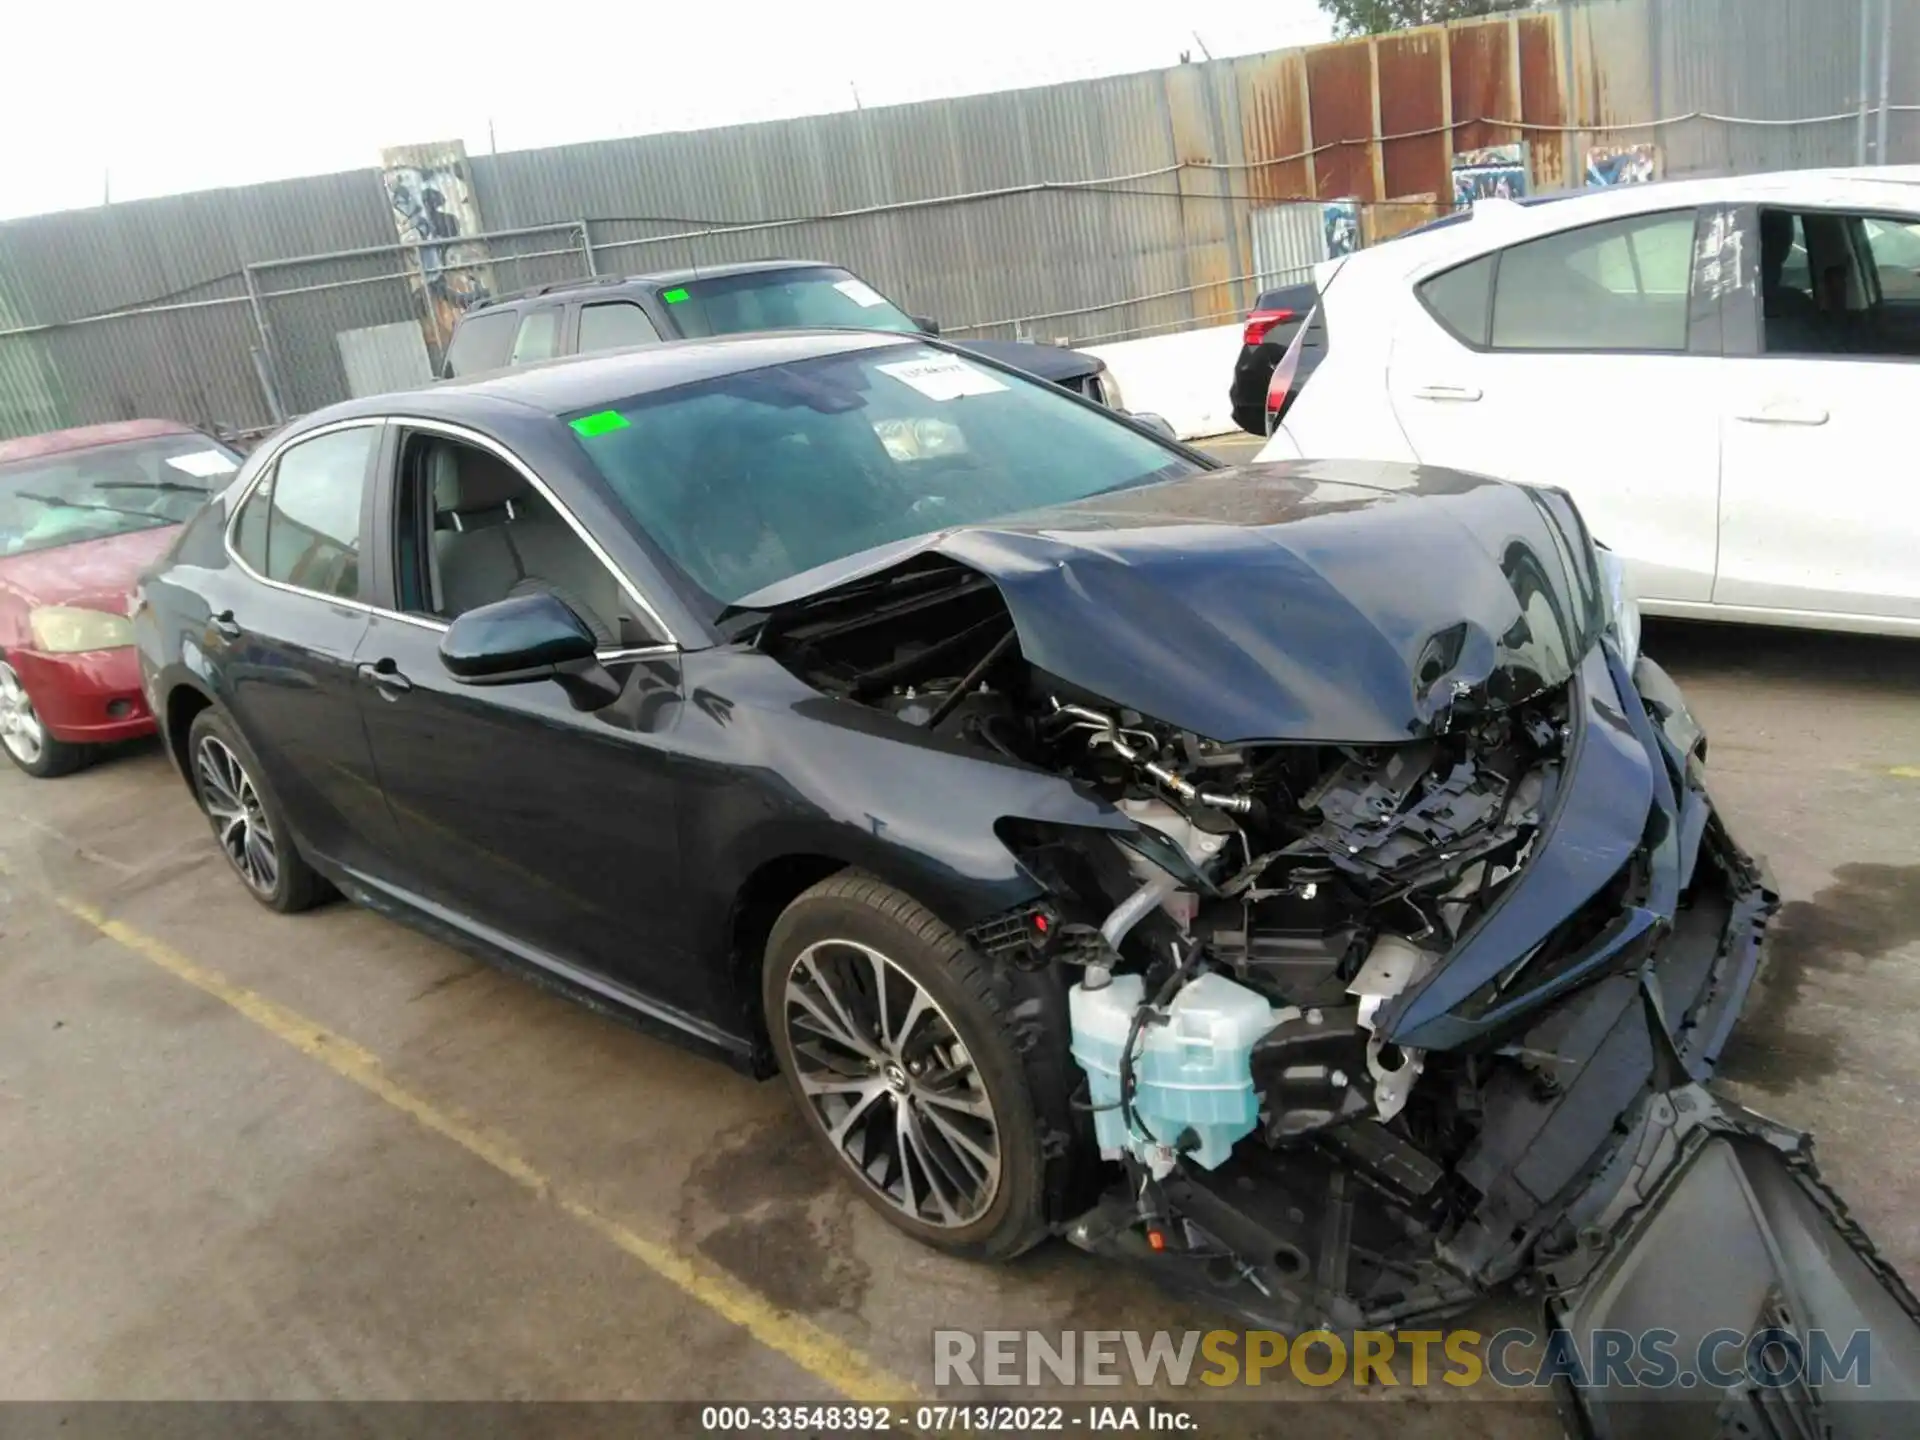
[442,260,1124,409]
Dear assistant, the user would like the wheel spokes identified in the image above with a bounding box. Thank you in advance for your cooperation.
[197,737,277,894]
[784,939,1001,1229]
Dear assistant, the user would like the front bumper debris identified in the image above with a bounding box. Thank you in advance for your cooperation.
[1063,649,1920,1432]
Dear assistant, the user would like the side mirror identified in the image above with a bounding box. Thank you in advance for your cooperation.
[439,590,619,710]
[914,315,942,336]
[1127,412,1178,442]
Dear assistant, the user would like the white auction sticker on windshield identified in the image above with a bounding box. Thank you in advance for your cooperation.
[877,356,1007,401]
[164,450,236,478]
[833,277,889,308]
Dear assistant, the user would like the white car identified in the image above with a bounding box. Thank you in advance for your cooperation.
[1256,166,1920,636]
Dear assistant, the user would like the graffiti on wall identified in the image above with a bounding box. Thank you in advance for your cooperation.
[1451,144,1530,208]
[379,142,496,349]
[1586,143,1662,187]
[1323,199,1361,258]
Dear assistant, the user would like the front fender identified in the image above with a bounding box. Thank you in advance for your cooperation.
[672,648,1130,955]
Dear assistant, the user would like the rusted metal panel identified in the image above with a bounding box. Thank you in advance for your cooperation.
[1517,13,1569,192]
[1450,17,1520,159]
[1234,51,1313,204]
[1362,198,1444,246]
[1165,64,1239,328]
[1376,28,1449,200]
[1307,39,1379,201]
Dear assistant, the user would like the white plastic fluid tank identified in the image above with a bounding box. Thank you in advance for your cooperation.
[1069,970,1278,1170]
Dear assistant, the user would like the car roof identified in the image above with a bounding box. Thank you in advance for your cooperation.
[1337,164,1920,282]
[0,418,199,466]
[306,328,923,427]
[469,259,845,312]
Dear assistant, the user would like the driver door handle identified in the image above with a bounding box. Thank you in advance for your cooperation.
[1734,400,1829,427]
[356,659,413,697]
[1413,384,1483,403]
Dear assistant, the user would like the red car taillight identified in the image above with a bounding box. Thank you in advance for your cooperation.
[1241,308,1295,347]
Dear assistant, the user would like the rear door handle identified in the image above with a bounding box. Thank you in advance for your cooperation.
[1734,401,1829,427]
[1413,384,1483,403]
[355,659,413,697]
[209,610,243,640]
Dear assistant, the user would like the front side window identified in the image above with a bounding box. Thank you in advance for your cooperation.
[664,268,924,340]
[578,302,662,355]
[394,432,658,647]
[1760,208,1920,357]
[1490,210,1697,352]
[567,344,1201,606]
[0,434,239,559]
[254,427,375,599]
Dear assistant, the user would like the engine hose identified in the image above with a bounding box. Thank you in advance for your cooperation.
[1098,870,1182,955]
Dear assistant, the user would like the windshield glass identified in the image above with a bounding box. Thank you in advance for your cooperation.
[567,344,1200,606]
[665,268,924,339]
[0,435,239,559]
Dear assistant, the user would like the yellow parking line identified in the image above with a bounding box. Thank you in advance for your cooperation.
[14,871,917,1404]
[1891,766,1920,779]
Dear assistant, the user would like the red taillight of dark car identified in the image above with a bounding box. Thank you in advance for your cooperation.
[1241,309,1296,348]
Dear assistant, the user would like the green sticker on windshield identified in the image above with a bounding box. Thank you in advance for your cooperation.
[570,410,630,437]
[662,287,690,304]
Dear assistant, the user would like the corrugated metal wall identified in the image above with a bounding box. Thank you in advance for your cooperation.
[4,0,1919,439]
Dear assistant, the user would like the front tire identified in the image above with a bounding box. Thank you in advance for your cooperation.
[0,660,88,778]
[186,707,326,913]
[763,873,1050,1261]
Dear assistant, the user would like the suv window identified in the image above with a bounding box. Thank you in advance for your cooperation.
[509,308,563,365]
[578,301,661,354]
[443,309,519,377]
[1490,210,1696,352]
[254,427,375,599]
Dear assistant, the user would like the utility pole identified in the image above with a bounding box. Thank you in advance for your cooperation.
[1875,0,1894,164]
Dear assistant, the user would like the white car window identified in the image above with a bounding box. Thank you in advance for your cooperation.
[1490,210,1697,352]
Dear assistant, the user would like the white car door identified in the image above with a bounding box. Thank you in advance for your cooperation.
[1385,207,1722,604]
[1715,204,1920,624]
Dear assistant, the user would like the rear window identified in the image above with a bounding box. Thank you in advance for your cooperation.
[665,268,924,339]
[443,310,519,377]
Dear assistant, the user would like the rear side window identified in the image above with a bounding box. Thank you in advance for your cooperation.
[231,470,273,571]
[258,427,376,599]
[578,301,662,354]
[1418,255,1495,345]
[509,308,563,365]
[1490,210,1696,352]
[443,310,518,377]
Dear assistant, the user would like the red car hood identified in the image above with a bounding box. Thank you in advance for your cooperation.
[0,524,182,618]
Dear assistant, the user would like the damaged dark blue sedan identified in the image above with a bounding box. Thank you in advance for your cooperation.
[132,331,1919,1434]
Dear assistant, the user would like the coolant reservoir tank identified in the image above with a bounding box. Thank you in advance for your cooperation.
[1069,970,1279,1171]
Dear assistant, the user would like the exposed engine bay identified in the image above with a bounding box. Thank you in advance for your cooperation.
[734,463,1920,1430]
[751,556,1790,1336]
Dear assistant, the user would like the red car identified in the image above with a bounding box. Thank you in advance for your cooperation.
[0,420,240,777]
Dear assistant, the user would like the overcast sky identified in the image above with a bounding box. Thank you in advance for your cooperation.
[0,1,1332,222]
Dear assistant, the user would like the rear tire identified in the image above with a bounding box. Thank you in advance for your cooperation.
[186,707,326,913]
[0,660,88,778]
[763,872,1051,1262]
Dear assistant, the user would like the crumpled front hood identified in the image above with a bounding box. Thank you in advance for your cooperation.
[739,461,1607,744]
